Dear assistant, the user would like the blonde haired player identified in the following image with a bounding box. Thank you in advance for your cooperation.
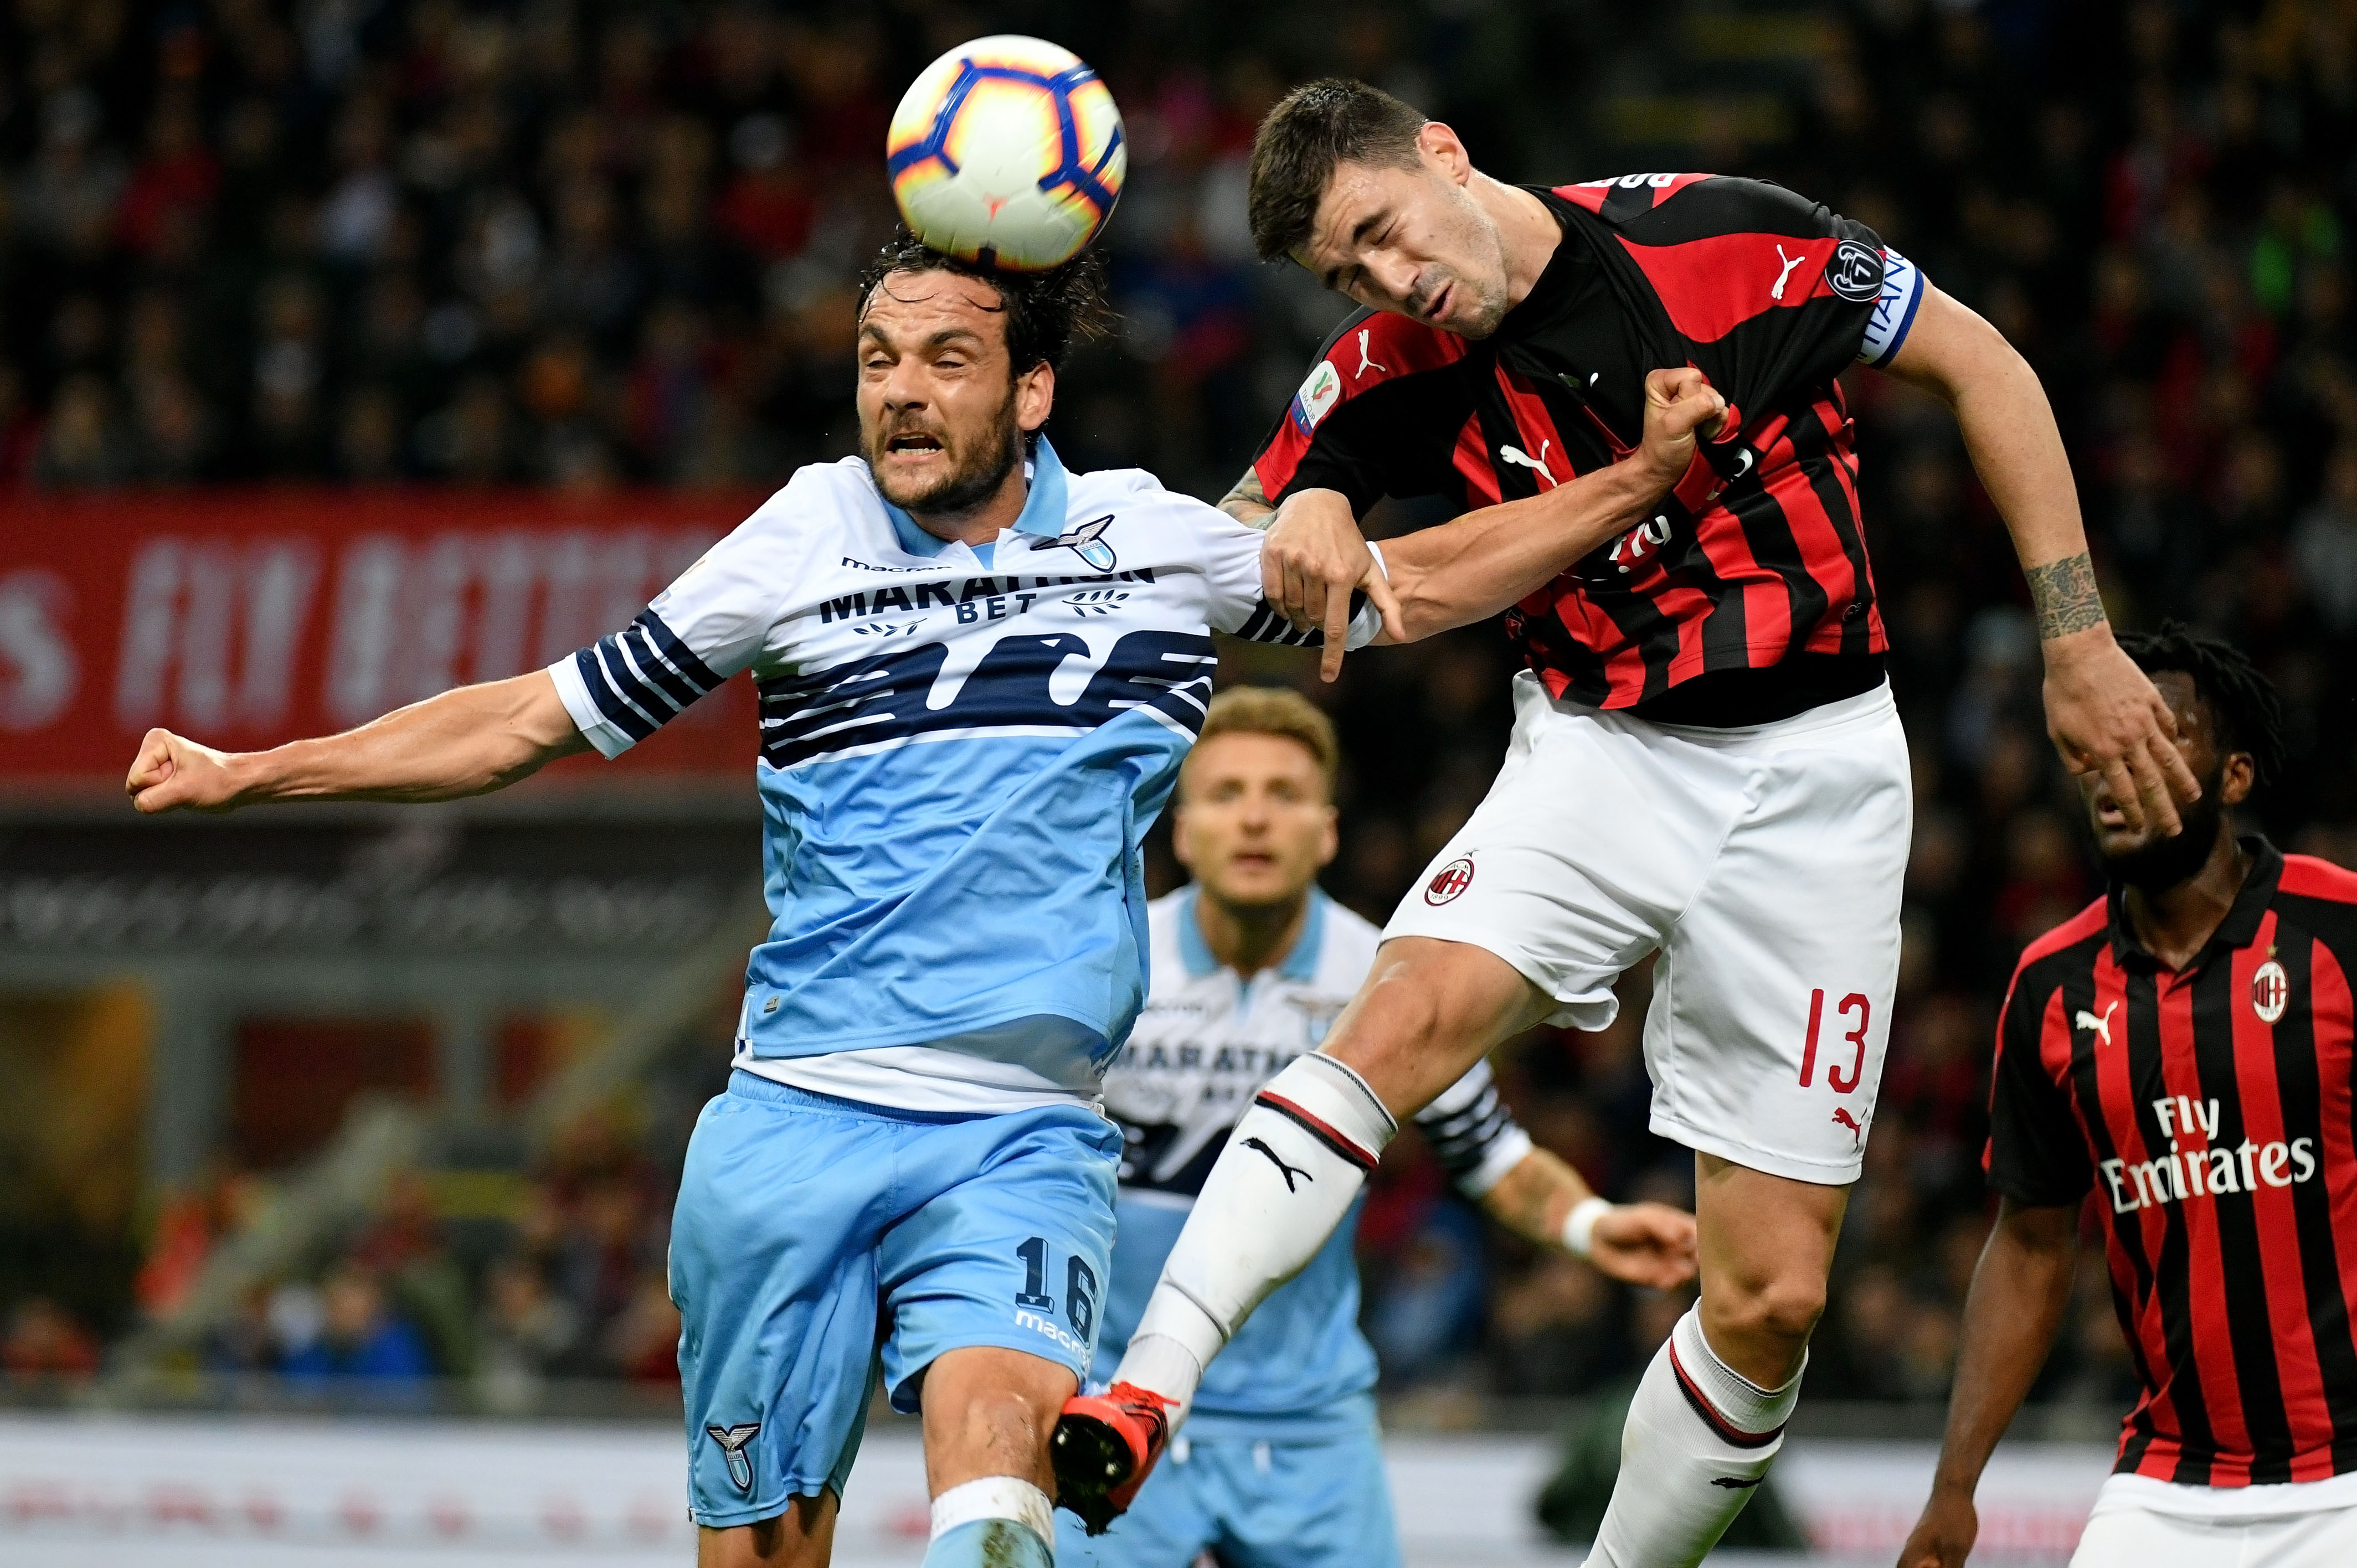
[1061,685,1693,1561]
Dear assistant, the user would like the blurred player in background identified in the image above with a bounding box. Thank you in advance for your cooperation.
[1901,627,2357,1568]
[1063,79,2204,1566]
[122,226,1727,1567]
[1060,685,1695,1559]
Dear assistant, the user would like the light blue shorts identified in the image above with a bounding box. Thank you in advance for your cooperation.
[671,1070,1120,1528]
[1053,1421,1402,1568]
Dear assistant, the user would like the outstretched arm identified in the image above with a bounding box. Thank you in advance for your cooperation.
[1895,1198,2080,1568]
[1881,285,2200,835]
[126,671,589,814]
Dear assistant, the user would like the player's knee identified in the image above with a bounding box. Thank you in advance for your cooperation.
[1708,1268,1827,1353]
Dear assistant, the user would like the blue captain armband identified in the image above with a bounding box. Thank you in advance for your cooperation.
[1857,247,1926,367]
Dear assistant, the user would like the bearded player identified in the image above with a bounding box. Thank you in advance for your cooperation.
[125,228,1727,1568]
[1901,627,2357,1568]
[1062,684,1695,1560]
[1053,80,2202,1567]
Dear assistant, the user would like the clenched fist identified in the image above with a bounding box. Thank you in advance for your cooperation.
[1637,367,1730,488]
[125,729,245,814]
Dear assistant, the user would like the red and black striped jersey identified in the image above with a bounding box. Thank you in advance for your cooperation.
[1988,840,2357,1488]
[1250,174,1928,724]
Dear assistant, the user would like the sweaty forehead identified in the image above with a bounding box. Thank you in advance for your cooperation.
[1299,162,1417,271]
[859,271,1008,345]
[2148,669,2220,748]
[2150,669,2202,722]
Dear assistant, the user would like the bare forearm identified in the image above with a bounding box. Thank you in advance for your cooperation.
[1885,287,2103,639]
[1218,466,1276,527]
[1955,364,2106,636]
[228,674,586,806]
[1478,1147,1593,1246]
[1929,1203,2078,1498]
[1379,458,1669,640]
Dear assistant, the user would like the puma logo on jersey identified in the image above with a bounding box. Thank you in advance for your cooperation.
[1832,1106,1865,1146]
[706,1423,761,1492]
[1771,244,1808,302]
[1499,441,1559,488]
[2076,1002,2117,1046]
[1033,514,1118,572]
[1243,1136,1313,1192]
[1355,328,1388,379]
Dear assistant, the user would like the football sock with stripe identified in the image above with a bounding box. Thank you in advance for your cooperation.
[1115,1053,1397,1425]
[923,1477,1054,1568]
[1582,1306,1803,1568]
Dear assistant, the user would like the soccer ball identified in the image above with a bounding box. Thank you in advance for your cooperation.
[887,35,1126,271]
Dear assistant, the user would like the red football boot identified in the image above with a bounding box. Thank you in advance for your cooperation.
[1051,1381,1178,1534]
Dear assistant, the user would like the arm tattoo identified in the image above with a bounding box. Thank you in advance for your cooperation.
[2025,551,2107,639]
[1217,466,1275,528]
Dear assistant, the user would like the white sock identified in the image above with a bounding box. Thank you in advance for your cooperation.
[1582,1307,1803,1568]
[926,1476,1053,1562]
[1113,1055,1396,1421]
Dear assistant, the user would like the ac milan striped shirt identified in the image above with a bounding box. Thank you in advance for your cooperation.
[1252,174,1927,726]
[1987,839,2357,1487]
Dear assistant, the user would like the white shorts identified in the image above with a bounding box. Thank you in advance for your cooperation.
[2072,1474,2357,1566]
[1383,671,1910,1184]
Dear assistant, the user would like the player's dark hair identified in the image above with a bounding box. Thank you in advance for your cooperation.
[2116,621,2286,785]
[1247,78,1430,263]
[855,230,1114,378]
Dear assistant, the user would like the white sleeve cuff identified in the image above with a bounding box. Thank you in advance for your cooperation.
[1453,1123,1533,1199]
[1857,247,1926,366]
[1344,541,1388,651]
[545,654,635,759]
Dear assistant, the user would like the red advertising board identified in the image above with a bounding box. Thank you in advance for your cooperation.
[2,489,767,784]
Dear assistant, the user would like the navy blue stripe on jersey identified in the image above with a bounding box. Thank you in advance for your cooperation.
[573,647,661,741]
[572,610,723,743]
[1231,595,1365,648]
[619,617,718,713]
[1414,1074,1518,1183]
[757,628,1217,767]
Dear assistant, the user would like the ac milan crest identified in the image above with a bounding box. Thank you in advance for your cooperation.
[2252,960,2289,1025]
[1424,857,1475,906]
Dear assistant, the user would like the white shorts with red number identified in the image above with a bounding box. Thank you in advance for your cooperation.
[2070,1473,2357,1566]
[1383,670,1911,1185]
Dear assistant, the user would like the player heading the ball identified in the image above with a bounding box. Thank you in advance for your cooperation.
[126,129,1734,1568]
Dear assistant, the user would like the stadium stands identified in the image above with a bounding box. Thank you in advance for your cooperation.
[2,0,2352,1419]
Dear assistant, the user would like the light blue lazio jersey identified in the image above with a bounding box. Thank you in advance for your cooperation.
[1097,889,1533,1438]
[548,440,1371,1112]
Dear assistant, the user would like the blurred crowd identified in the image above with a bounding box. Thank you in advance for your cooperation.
[50,1114,684,1405]
[6,0,2356,1416]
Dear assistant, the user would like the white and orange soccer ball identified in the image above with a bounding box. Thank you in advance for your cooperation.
[886,35,1126,271]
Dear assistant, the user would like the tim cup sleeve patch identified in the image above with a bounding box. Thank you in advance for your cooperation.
[1856,247,1926,367]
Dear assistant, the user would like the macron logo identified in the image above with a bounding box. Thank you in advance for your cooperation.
[1015,1309,1087,1361]
[2076,1002,2117,1046]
